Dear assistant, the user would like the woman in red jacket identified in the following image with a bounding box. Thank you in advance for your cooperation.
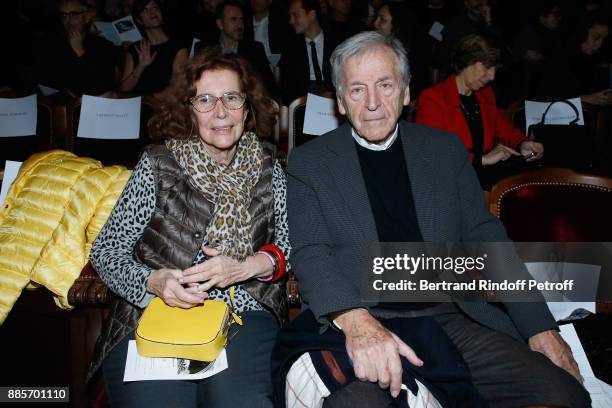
[416,34,543,167]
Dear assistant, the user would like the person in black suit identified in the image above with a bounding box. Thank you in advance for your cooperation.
[327,0,366,43]
[191,0,222,45]
[279,0,338,104]
[243,0,292,63]
[196,0,278,97]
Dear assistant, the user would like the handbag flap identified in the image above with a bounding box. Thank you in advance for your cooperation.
[136,298,230,345]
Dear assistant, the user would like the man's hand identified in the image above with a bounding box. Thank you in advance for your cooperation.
[335,309,423,398]
[528,329,583,384]
[582,89,612,106]
[147,268,206,308]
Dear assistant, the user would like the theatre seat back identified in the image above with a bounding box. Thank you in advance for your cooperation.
[67,95,159,168]
[490,168,612,242]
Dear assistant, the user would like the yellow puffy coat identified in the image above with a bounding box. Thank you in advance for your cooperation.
[0,150,131,324]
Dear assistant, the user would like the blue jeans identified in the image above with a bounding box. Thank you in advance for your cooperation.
[102,311,277,408]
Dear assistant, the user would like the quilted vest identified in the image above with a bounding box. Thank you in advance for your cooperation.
[87,143,287,381]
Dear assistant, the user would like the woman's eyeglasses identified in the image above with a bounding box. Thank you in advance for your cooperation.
[187,92,247,113]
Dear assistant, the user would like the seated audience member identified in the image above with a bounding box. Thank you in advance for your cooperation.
[119,0,188,98]
[511,0,563,99]
[362,0,384,26]
[278,31,589,408]
[416,35,543,174]
[279,0,338,103]
[88,49,289,407]
[197,1,278,97]
[421,0,460,27]
[35,0,117,95]
[373,2,428,97]
[531,13,612,106]
[513,0,563,68]
[192,0,222,45]
[327,0,366,43]
[443,0,502,51]
[243,0,292,64]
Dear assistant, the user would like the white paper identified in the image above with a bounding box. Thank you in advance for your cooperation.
[598,379,612,400]
[38,84,59,96]
[0,94,37,137]
[123,341,228,382]
[546,302,595,321]
[95,21,121,45]
[524,98,584,133]
[268,53,282,66]
[0,161,23,206]
[78,95,141,140]
[559,324,612,407]
[95,16,142,45]
[190,37,201,58]
[428,21,444,42]
[303,93,341,136]
[524,262,599,321]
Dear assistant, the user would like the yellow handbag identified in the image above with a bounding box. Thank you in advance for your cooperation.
[135,287,243,362]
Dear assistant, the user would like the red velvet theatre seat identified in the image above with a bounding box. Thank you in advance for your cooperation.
[489,167,612,313]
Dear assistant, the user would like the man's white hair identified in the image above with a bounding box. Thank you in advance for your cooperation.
[330,31,411,94]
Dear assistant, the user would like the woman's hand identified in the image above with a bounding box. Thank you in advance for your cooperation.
[518,140,544,161]
[581,89,612,106]
[180,246,275,292]
[147,268,206,308]
[482,144,520,165]
[135,39,157,69]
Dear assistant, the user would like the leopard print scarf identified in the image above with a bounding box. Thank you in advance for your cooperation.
[166,131,263,260]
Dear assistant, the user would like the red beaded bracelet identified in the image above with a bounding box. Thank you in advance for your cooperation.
[258,244,287,282]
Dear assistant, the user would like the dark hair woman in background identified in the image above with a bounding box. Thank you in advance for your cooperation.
[119,0,188,98]
[532,12,611,105]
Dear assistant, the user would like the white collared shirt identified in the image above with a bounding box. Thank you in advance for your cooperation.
[253,15,272,59]
[351,124,399,151]
[305,30,324,81]
[220,35,238,55]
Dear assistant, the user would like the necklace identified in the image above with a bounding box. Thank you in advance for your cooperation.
[460,97,480,119]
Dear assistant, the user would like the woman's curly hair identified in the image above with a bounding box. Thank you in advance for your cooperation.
[149,47,277,141]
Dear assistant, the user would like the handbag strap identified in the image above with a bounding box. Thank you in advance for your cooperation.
[228,286,243,326]
[540,100,580,125]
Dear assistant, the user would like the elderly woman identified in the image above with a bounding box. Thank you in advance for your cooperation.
[88,49,288,407]
[119,0,188,98]
[416,34,544,169]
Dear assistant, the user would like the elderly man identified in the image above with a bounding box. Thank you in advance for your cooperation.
[280,31,590,407]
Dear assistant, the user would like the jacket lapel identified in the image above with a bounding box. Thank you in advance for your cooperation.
[400,123,435,241]
[326,123,379,242]
[443,75,473,151]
